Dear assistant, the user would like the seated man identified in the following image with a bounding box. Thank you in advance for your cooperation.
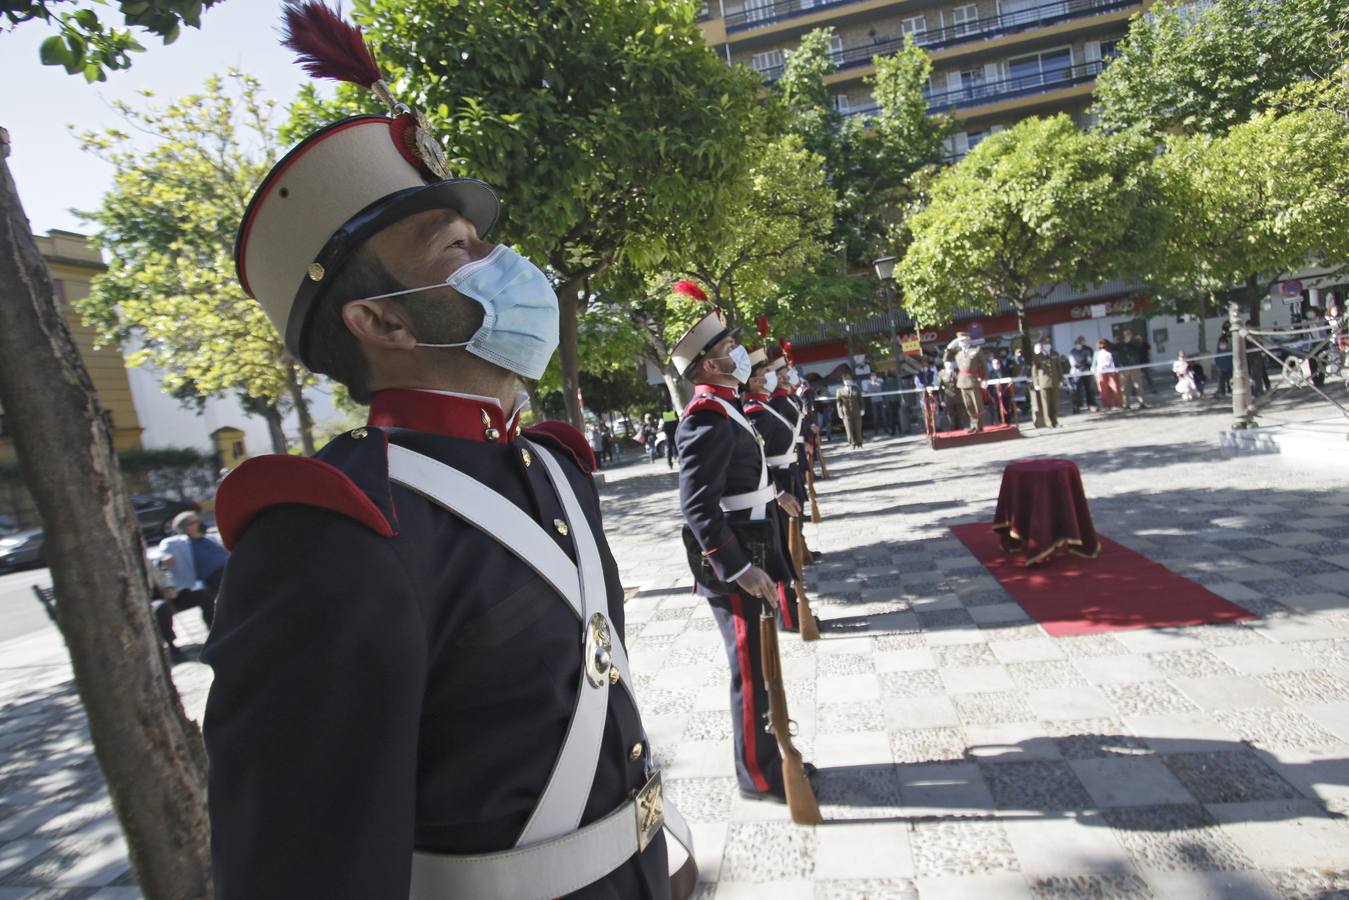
[152,511,227,661]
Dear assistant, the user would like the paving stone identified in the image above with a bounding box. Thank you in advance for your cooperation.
[980,760,1094,812]
[916,608,976,631]
[1045,720,1153,760]
[1208,800,1349,869]
[878,668,943,699]
[1099,682,1200,717]
[814,763,904,821]
[1070,756,1193,807]
[1007,661,1091,690]
[1170,676,1286,711]
[1072,655,1166,685]
[1027,686,1119,721]
[1160,752,1301,804]
[931,643,998,668]
[1056,635,1130,658]
[1256,670,1349,704]
[889,727,968,765]
[1025,872,1152,898]
[1264,867,1349,899]
[1187,624,1270,647]
[663,777,737,824]
[898,761,994,816]
[818,701,886,735]
[952,692,1037,726]
[1004,812,1135,876]
[988,638,1065,664]
[1104,804,1253,872]
[909,819,1018,878]
[719,821,817,883]
[1210,709,1344,750]
[1145,650,1237,679]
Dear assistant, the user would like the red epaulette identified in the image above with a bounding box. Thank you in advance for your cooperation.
[684,397,728,418]
[743,402,767,414]
[214,454,397,550]
[523,421,596,474]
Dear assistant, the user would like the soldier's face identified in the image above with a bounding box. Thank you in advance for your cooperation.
[747,370,768,392]
[367,208,494,293]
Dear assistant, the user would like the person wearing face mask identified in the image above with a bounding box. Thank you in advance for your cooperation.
[1030,335,1066,428]
[203,11,694,898]
[945,332,987,433]
[670,307,812,804]
[835,371,865,448]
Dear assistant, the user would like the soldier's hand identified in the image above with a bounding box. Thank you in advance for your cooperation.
[735,566,778,608]
[777,492,802,518]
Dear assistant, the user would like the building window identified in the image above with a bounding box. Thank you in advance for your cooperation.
[833,93,851,114]
[901,15,928,43]
[966,128,990,150]
[828,35,844,64]
[745,0,774,24]
[951,4,979,36]
[51,279,68,309]
[1008,47,1073,89]
[750,49,784,74]
[1000,0,1066,26]
[1100,39,1121,59]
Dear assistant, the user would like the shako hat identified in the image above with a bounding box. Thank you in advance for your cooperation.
[955,330,971,340]
[235,1,500,369]
[747,348,769,372]
[671,310,740,379]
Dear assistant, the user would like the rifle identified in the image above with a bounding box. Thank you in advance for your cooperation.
[786,517,821,642]
[805,467,822,524]
[760,606,823,825]
[815,439,830,480]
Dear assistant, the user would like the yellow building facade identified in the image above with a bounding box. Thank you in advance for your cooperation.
[0,230,143,463]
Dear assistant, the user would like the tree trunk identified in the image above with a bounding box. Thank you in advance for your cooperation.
[1243,273,1263,328]
[1228,301,1255,429]
[1013,299,1030,352]
[262,404,288,454]
[284,363,316,455]
[522,378,545,422]
[557,279,584,429]
[1197,305,1208,354]
[0,128,211,899]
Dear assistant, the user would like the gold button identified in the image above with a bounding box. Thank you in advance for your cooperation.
[350,427,368,439]
[484,427,501,442]
[554,519,569,536]
[629,742,643,761]
[521,447,533,467]
[307,262,325,282]
[609,667,621,685]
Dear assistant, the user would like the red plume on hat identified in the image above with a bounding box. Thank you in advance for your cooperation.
[756,315,770,338]
[282,2,382,88]
[780,338,795,364]
[672,280,709,302]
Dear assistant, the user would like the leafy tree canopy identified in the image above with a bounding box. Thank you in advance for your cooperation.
[74,72,319,452]
[1093,0,1349,136]
[4,0,220,81]
[897,114,1163,338]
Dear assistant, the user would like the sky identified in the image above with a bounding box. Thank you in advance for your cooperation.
[1,0,311,236]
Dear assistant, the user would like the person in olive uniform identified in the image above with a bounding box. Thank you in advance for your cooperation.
[947,332,986,433]
[834,373,864,448]
[203,10,692,898]
[1031,336,1067,428]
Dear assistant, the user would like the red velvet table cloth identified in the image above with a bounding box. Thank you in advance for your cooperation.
[992,458,1100,566]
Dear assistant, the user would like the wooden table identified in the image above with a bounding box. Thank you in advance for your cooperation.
[992,458,1099,566]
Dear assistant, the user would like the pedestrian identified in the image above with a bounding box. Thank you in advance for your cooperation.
[588,422,606,469]
[641,413,660,463]
[986,355,1008,424]
[1094,339,1124,410]
[863,371,884,438]
[834,372,864,448]
[1136,330,1156,393]
[948,332,986,433]
[1030,336,1065,428]
[205,18,691,895]
[1113,329,1148,409]
[1173,351,1201,400]
[1068,336,1099,413]
[1215,332,1234,398]
[669,310,810,804]
[661,410,679,469]
[152,511,225,663]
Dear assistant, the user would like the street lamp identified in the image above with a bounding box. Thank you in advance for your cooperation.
[873,255,907,434]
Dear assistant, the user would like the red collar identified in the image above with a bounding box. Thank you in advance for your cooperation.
[772,387,791,398]
[743,390,771,403]
[693,383,738,401]
[367,389,521,444]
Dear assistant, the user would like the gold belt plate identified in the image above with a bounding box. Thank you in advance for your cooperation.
[634,771,664,852]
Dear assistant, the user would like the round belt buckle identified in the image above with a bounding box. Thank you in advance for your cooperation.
[584,613,613,689]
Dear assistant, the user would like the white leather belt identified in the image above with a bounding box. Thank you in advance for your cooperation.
[720,483,776,512]
[410,772,692,900]
[764,451,795,467]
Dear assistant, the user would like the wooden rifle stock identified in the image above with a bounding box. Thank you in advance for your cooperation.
[816,441,830,479]
[759,608,823,824]
[805,468,822,524]
[787,517,821,642]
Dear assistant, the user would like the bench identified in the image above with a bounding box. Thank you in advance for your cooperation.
[32,585,57,623]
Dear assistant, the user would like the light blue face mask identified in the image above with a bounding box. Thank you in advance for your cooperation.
[363,244,560,380]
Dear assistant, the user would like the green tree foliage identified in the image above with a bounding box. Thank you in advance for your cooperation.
[1093,0,1349,136]
[5,0,219,81]
[74,72,318,454]
[349,0,761,427]
[1150,107,1349,322]
[897,115,1162,343]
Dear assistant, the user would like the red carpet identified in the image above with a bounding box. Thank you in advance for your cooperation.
[931,423,1020,450]
[950,523,1258,636]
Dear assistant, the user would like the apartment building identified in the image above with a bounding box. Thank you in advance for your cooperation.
[700,0,1150,162]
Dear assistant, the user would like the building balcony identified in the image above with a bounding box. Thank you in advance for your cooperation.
[845,57,1106,119]
[751,0,1136,81]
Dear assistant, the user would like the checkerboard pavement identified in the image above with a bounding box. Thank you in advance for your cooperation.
[2,392,1349,898]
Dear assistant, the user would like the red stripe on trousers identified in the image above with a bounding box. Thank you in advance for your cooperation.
[777,581,794,628]
[730,592,770,792]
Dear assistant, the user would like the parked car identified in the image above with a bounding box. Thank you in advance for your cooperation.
[132,495,201,541]
[0,529,44,573]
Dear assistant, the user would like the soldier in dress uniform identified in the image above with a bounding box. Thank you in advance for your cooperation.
[834,373,864,448]
[671,310,813,802]
[1030,335,1066,428]
[741,349,804,632]
[947,332,987,433]
[770,352,819,562]
[202,6,693,898]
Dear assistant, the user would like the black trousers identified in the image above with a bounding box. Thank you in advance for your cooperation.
[153,569,221,645]
[1070,375,1097,411]
[708,592,784,795]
